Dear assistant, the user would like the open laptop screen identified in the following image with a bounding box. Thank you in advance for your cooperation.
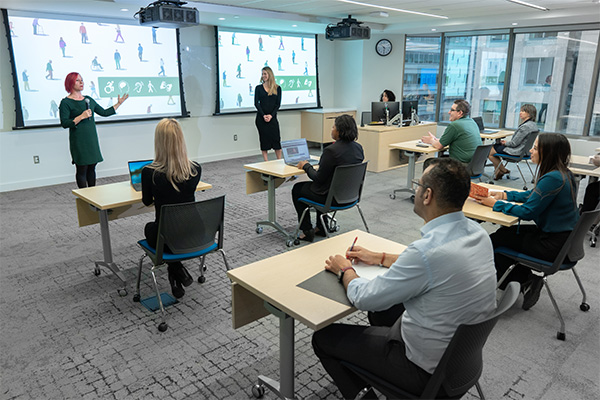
[282,139,311,164]
[128,160,153,191]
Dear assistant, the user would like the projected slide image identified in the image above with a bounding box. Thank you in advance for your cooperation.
[7,13,182,127]
[217,29,317,113]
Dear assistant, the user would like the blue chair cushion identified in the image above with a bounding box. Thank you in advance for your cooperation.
[496,153,530,161]
[137,239,218,261]
[298,197,358,211]
[495,246,576,271]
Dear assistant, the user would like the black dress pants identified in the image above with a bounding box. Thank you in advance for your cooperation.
[291,181,329,232]
[144,221,183,270]
[490,224,571,289]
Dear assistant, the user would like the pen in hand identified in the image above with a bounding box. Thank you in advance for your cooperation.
[347,236,358,260]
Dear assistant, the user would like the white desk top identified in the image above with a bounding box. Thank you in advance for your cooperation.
[389,139,445,154]
[227,230,407,331]
[244,157,318,179]
[570,155,600,178]
[480,130,513,140]
[462,183,521,227]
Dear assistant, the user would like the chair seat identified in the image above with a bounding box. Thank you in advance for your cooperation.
[298,197,358,211]
[137,239,218,261]
[495,246,576,272]
[496,153,530,161]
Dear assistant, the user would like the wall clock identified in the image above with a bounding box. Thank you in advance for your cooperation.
[376,39,392,56]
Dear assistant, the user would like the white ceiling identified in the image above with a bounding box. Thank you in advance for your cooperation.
[2,0,599,34]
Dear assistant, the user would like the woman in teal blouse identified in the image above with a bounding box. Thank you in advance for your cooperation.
[475,133,578,310]
[59,72,128,188]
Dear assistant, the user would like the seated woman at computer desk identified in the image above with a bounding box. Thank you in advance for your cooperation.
[474,133,578,310]
[142,118,202,299]
[489,104,539,180]
[380,89,396,102]
[292,114,364,242]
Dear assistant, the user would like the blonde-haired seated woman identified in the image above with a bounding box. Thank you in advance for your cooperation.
[489,104,538,180]
[142,118,201,299]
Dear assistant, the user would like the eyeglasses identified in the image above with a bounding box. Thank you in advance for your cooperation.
[411,179,428,190]
[449,108,459,112]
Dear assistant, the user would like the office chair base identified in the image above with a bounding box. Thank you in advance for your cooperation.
[158,322,168,332]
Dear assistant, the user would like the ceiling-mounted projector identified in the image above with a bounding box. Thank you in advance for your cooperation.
[325,15,371,41]
[137,0,199,28]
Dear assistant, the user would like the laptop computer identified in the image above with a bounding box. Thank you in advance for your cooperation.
[128,159,153,191]
[473,116,499,134]
[281,139,319,166]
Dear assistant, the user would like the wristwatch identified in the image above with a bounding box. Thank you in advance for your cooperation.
[337,266,355,283]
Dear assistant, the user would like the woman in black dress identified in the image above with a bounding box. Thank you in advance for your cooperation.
[142,118,201,299]
[254,66,282,161]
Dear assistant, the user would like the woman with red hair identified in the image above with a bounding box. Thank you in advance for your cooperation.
[59,72,128,188]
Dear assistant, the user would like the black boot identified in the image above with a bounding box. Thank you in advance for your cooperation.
[168,265,185,298]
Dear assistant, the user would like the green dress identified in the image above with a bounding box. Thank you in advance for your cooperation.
[59,96,116,165]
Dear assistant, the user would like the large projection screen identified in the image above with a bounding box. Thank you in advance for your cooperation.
[3,9,187,128]
[215,27,319,114]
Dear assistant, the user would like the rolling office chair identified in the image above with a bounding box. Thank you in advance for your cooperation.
[466,144,493,182]
[133,196,230,332]
[492,132,538,190]
[292,162,369,246]
[344,282,520,400]
[495,208,600,340]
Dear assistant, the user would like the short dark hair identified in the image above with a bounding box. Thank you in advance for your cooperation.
[454,99,471,116]
[520,103,537,121]
[335,114,358,142]
[380,89,396,102]
[421,158,470,210]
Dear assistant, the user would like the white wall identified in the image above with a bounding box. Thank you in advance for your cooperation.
[0,23,405,192]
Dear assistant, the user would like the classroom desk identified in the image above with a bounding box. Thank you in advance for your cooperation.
[227,229,407,399]
[480,130,513,143]
[72,180,212,295]
[357,122,437,172]
[388,139,444,199]
[244,159,316,246]
[570,155,600,177]
[462,183,520,227]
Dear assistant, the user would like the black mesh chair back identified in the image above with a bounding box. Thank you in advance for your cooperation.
[565,209,600,265]
[466,144,493,179]
[494,132,538,189]
[326,162,368,208]
[344,282,519,400]
[158,195,225,257]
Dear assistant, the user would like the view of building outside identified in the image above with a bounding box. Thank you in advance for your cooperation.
[591,77,600,137]
[402,36,441,122]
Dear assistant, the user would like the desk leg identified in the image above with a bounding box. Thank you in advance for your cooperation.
[253,302,295,399]
[94,209,128,296]
[390,152,416,199]
[256,174,294,244]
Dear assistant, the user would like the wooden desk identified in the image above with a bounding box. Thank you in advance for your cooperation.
[388,139,444,199]
[462,183,520,227]
[357,122,437,172]
[72,180,212,294]
[301,109,356,151]
[244,159,315,246]
[227,230,407,399]
[480,130,513,142]
[570,155,600,178]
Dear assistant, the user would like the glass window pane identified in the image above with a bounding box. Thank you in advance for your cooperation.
[591,76,600,137]
[439,35,509,127]
[506,30,600,135]
[403,36,441,122]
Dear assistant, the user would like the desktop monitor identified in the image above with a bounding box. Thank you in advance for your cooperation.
[371,102,400,123]
[402,100,419,120]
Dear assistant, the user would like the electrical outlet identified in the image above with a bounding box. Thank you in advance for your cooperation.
[33,155,40,164]
[233,134,238,141]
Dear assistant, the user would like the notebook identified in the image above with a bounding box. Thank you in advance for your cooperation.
[281,138,319,166]
[473,116,499,134]
[128,159,153,191]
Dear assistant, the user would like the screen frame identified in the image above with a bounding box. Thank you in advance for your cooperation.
[371,101,400,123]
[213,26,321,116]
[2,8,190,130]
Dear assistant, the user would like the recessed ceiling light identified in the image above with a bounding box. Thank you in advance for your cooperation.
[292,24,297,27]
[234,15,240,19]
[120,8,128,12]
[218,17,226,21]
[505,0,549,11]
[431,28,437,31]
[512,22,518,26]
[336,0,448,19]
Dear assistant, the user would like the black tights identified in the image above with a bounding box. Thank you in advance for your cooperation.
[75,163,97,188]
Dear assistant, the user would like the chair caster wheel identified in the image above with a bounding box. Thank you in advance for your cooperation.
[133,294,141,302]
[294,239,300,245]
[410,195,415,203]
[333,225,340,232]
[590,238,597,248]
[203,265,207,271]
[523,186,528,190]
[389,193,396,199]
[118,288,127,297]
[580,303,590,311]
[198,276,206,284]
[252,384,265,398]
[286,239,294,247]
[557,331,565,341]
[158,322,168,332]
[94,268,101,276]
[256,226,263,234]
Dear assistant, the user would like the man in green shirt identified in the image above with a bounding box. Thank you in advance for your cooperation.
[421,99,481,166]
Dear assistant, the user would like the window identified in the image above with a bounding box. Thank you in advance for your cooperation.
[590,77,600,137]
[439,35,509,127]
[506,30,600,135]
[403,36,441,122]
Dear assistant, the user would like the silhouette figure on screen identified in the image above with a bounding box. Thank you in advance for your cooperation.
[10,21,16,37]
[148,80,155,93]
[22,70,30,91]
[159,58,165,76]
[277,55,282,71]
[249,84,253,96]
[218,34,222,46]
[59,37,67,57]
[231,32,236,45]
[114,50,121,70]
[152,27,158,44]
[304,62,308,76]
[50,100,58,118]
[115,24,124,43]
[246,46,251,61]
[138,43,143,61]
[292,50,296,64]
[258,35,263,51]
[32,18,40,35]
[91,56,103,71]
[301,37,305,51]
[278,36,284,50]
[236,63,242,78]
[222,71,227,87]
[45,60,53,80]
[79,23,88,44]
[89,81,99,99]
[237,93,242,107]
